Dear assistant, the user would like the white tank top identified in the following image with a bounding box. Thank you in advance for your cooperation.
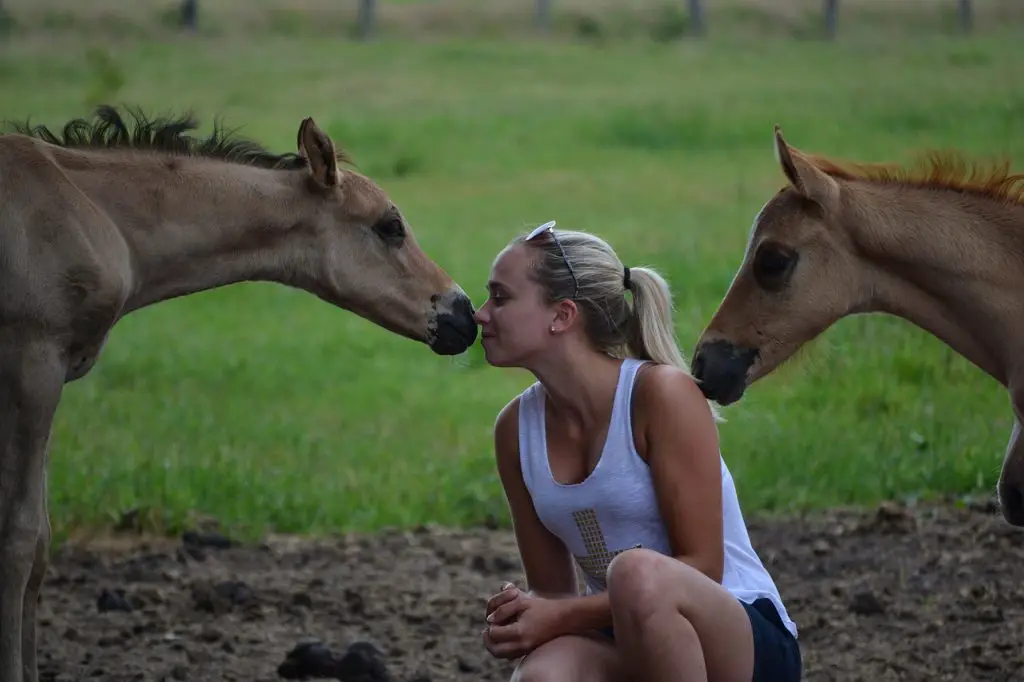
[517,357,798,638]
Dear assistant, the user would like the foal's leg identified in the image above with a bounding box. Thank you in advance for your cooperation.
[0,337,66,682]
[997,418,1024,525]
[22,472,51,682]
[996,384,1024,527]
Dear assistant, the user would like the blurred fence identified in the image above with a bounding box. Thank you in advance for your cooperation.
[0,0,993,41]
[179,0,975,39]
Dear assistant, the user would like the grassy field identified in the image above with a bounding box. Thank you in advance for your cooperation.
[2,0,1023,543]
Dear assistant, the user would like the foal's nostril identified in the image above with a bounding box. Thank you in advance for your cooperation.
[452,294,475,322]
[691,350,706,381]
[687,340,758,406]
[429,291,479,355]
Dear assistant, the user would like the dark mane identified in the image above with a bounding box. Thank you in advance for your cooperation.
[806,150,1024,206]
[4,105,353,170]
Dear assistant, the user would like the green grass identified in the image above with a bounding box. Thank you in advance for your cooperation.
[2,1,1023,543]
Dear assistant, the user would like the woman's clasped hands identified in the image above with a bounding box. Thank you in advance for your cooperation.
[482,582,565,660]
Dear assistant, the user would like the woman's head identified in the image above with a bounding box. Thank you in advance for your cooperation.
[475,221,699,382]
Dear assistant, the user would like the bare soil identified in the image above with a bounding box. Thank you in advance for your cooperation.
[36,499,1024,682]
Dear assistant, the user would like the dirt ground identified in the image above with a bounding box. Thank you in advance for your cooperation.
[35,499,1024,682]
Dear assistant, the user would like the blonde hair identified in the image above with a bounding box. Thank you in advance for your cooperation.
[514,227,722,422]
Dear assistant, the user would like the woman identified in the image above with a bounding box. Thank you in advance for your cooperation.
[472,221,801,682]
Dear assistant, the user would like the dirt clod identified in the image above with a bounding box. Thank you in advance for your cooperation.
[277,639,339,679]
[96,588,132,613]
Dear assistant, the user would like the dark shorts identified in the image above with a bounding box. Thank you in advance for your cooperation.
[744,597,802,682]
[597,596,801,682]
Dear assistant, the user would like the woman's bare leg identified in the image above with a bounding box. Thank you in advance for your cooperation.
[606,548,756,682]
[511,633,626,682]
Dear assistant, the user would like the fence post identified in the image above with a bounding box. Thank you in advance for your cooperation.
[687,0,705,37]
[181,0,197,30]
[957,0,973,34]
[357,0,376,39]
[0,0,10,41]
[535,0,551,33]
[823,0,838,39]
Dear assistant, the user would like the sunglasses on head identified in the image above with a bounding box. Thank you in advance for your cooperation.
[525,220,580,300]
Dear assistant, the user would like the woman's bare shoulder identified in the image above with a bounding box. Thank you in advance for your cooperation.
[634,363,709,409]
[493,394,523,464]
[633,362,718,443]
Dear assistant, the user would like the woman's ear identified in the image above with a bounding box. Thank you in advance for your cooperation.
[549,299,580,334]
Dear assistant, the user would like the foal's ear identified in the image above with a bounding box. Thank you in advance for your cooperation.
[773,125,838,208]
[297,117,340,189]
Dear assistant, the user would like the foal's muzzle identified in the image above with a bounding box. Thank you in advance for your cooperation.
[431,292,478,355]
[691,340,758,406]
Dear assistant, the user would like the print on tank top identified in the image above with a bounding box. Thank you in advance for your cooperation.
[572,508,641,590]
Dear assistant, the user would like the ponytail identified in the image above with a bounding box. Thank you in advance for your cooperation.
[625,267,686,368]
[626,266,724,422]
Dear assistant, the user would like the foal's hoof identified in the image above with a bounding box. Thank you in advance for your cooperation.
[277,639,338,679]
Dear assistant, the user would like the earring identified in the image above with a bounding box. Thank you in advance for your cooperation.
[549,325,555,333]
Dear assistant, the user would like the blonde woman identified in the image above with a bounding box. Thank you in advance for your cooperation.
[473,222,801,682]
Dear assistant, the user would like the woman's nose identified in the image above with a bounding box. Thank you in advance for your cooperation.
[473,304,489,325]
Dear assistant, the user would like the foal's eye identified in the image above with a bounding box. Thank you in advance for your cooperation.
[373,217,406,246]
[752,243,797,291]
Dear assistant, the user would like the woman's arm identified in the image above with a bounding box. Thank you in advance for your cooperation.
[634,363,726,582]
[484,397,614,657]
[492,396,579,599]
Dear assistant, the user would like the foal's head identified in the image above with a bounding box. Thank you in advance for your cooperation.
[290,118,477,355]
[692,127,860,405]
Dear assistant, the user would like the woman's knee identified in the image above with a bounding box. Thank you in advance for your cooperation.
[606,548,704,622]
[511,635,617,682]
[511,653,557,682]
[607,549,669,610]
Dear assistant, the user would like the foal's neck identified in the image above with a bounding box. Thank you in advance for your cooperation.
[69,154,312,313]
[849,183,1024,386]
